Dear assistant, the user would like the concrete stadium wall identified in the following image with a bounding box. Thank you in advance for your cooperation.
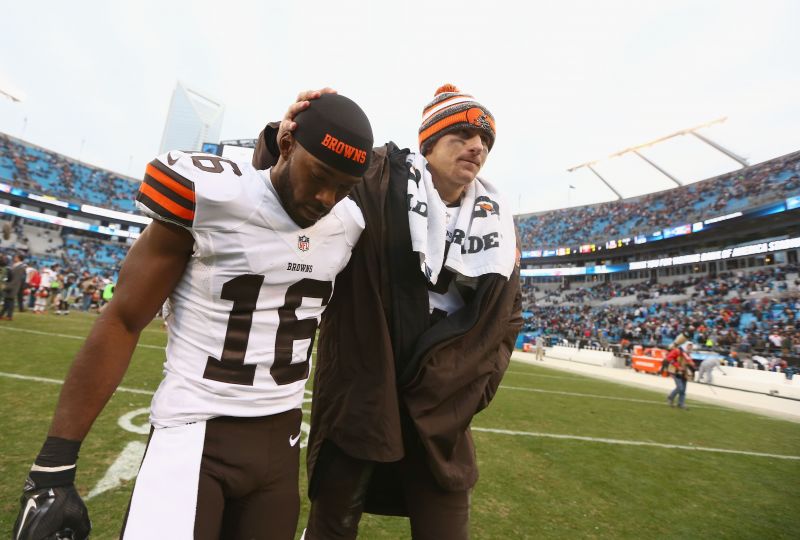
[545,346,624,368]
[605,295,637,306]
[704,366,800,400]
[540,346,800,400]
[642,294,690,305]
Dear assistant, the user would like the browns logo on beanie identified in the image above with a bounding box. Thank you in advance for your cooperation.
[292,93,373,177]
[418,84,496,155]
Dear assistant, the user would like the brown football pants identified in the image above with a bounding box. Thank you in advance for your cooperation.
[122,409,302,540]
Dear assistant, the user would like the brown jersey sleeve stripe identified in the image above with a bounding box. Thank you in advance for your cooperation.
[145,163,196,203]
[137,183,195,226]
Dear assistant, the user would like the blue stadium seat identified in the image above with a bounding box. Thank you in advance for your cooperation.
[0,133,140,214]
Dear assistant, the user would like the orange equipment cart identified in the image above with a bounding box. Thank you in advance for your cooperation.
[631,346,669,376]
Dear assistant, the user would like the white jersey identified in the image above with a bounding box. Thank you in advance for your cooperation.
[39,269,54,288]
[136,151,364,428]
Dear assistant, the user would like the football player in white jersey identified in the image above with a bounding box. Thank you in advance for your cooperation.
[13,93,373,540]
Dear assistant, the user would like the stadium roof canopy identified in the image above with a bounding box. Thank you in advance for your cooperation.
[520,118,757,218]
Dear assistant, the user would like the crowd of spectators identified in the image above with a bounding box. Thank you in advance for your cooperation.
[536,279,695,305]
[0,132,139,213]
[1,218,127,280]
[62,235,128,276]
[5,128,797,261]
[516,151,800,249]
[1,252,116,318]
[538,267,797,306]
[521,265,800,364]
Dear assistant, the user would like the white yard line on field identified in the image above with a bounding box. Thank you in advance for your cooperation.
[499,384,721,409]
[0,326,165,350]
[472,427,800,460]
[0,373,319,397]
[140,327,168,335]
[0,372,155,395]
[3,371,795,460]
[505,371,584,380]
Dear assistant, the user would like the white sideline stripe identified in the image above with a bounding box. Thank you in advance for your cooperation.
[472,427,800,461]
[0,372,155,395]
[0,326,165,350]
[499,385,720,409]
[506,371,578,380]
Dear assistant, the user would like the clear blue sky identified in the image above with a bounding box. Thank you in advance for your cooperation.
[1,0,798,213]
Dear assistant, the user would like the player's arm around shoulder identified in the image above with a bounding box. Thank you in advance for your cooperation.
[12,220,192,540]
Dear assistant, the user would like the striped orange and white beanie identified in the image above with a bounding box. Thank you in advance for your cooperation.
[418,84,496,155]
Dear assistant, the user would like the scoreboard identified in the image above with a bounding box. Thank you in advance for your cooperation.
[202,138,258,162]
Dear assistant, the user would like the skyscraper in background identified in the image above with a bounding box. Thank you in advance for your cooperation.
[159,82,224,154]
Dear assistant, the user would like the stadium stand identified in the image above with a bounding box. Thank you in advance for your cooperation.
[528,268,796,308]
[0,132,139,213]
[515,152,800,370]
[0,218,126,278]
[520,265,800,363]
[0,132,140,279]
[62,234,127,277]
[2,130,799,368]
[516,151,800,249]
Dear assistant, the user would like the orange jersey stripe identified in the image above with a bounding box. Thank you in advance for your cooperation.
[145,164,196,203]
[139,183,195,221]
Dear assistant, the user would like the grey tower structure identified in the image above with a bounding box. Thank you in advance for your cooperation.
[159,82,224,154]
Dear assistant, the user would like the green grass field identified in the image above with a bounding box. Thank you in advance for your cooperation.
[2,311,799,539]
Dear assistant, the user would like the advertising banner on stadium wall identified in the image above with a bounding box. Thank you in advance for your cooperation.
[0,182,150,225]
[0,203,140,239]
[522,194,800,261]
[522,236,800,277]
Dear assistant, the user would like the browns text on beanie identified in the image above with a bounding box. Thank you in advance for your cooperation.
[293,93,373,177]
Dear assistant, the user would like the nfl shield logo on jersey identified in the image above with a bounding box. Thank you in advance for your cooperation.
[298,235,310,251]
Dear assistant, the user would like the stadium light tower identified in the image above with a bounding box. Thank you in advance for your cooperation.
[568,117,749,198]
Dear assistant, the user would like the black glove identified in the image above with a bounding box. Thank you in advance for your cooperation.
[13,477,91,540]
[13,437,91,540]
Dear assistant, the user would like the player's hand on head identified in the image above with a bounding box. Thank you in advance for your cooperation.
[295,87,336,103]
[279,87,338,139]
[13,478,91,540]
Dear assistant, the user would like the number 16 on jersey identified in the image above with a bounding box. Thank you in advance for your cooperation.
[203,274,333,386]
